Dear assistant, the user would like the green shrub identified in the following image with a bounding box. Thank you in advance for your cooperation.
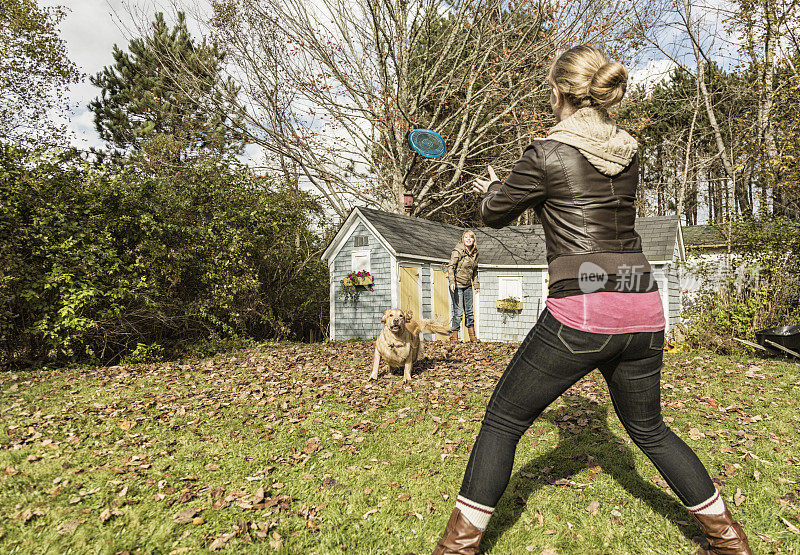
[682,217,800,353]
[0,145,329,367]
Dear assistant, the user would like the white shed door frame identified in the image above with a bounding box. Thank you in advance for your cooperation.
[661,265,671,332]
[540,271,549,315]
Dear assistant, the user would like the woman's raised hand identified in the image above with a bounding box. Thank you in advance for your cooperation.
[472,165,500,194]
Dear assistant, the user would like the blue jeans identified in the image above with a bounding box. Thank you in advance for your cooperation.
[450,285,474,331]
[459,307,715,508]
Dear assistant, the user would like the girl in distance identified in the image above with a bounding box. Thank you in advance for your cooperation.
[448,230,480,342]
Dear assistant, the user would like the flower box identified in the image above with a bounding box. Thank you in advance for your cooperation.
[343,275,374,287]
[496,298,523,311]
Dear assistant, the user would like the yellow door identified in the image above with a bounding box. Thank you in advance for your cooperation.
[460,287,478,341]
[399,266,420,317]
[432,269,450,340]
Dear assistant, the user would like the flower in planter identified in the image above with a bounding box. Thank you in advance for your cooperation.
[341,270,374,302]
[496,296,522,311]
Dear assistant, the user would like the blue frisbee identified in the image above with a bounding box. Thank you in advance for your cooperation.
[408,129,446,158]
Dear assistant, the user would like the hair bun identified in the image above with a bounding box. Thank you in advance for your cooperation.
[589,61,628,108]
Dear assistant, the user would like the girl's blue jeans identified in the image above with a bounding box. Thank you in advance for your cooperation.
[450,285,474,331]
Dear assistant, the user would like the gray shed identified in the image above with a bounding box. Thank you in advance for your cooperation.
[321,207,685,342]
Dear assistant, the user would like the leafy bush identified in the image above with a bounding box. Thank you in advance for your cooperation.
[681,217,800,353]
[0,145,329,367]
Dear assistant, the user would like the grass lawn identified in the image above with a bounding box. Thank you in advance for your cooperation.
[1,340,799,554]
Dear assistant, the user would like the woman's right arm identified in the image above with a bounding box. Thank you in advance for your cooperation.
[479,142,546,229]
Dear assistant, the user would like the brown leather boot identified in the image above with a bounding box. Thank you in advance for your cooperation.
[467,327,479,343]
[449,330,458,342]
[691,506,752,555]
[432,508,483,554]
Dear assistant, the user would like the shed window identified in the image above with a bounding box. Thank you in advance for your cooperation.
[351,250,371,273]
[498,276,522,300]
[353,235,369,247]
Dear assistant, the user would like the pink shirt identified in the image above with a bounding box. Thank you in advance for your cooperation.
[546,290,666,334]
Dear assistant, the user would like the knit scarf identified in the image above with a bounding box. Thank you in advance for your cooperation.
[546,106,639,177]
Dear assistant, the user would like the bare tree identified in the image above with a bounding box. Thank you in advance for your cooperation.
[636,0,800,220]
[141,0,655,219]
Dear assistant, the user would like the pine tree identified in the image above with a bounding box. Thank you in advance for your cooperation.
[89,12,244,163]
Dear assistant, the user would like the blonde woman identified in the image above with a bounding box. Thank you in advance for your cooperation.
[432,46,751,554]
[447,230,479,342]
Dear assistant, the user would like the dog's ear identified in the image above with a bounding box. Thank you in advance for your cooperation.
[381,309,390,323]
[403,310,413,322]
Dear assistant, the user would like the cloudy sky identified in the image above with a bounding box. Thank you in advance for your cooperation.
[42,0,128,150]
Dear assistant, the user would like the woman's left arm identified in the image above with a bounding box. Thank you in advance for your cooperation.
[475,142,547,229]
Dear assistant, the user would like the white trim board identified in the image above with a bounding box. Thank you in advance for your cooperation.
[676,225,686,262]
[540,270,549,315]
[396,253,451,264]
[390,256,398,309]
[328,260,336,340]
[479,264,549,269]
[417,266,424,341]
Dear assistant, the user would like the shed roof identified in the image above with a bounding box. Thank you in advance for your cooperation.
[350,207,680,265]
[682,224,730,248]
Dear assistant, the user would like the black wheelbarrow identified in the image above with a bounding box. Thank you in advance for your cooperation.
[734,325,800,359]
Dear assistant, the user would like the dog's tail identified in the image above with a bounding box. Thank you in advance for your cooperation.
[419,316,452,336]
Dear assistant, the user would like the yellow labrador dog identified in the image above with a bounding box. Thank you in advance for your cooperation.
[370,309,450,382]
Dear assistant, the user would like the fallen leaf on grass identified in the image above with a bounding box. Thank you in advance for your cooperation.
[397,493,410,502]
[209,532,235,551]
[205,463,220,471]
[303,438,320,455]
[251,487,265,505]
[57,519,85,535]
[651,476,669,489]
[688,428,704,440]
[734,488,745,506]
[269,531,282,550]
[780,516,800,534]
[752,531,776,543]
[745,366,765,379]
[174,508,202,524]
[100,507,124,523]
[178,491,195,503]
[585,500,599,515]
[15,507,46,522]
[119,419,136,430]
[363,508,378,519]
[4,465,18,476]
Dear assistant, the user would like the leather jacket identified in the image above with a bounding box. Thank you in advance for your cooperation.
[479,139,651,284]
